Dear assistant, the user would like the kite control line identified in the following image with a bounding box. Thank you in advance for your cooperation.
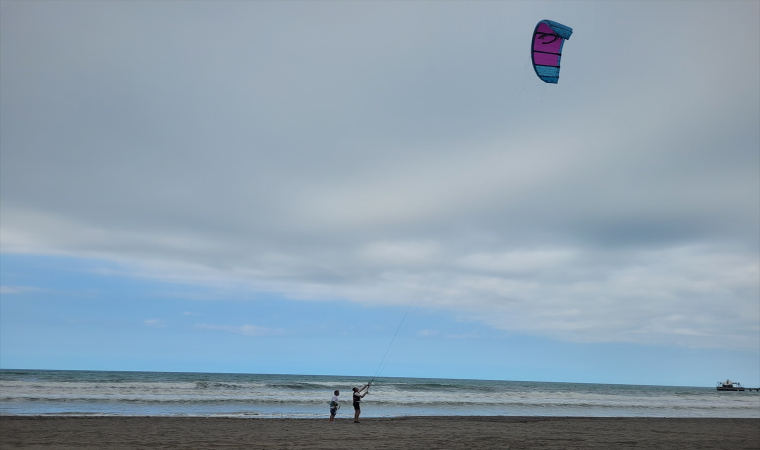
[366,23,575,381]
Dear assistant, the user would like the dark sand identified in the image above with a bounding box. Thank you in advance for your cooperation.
[1,416,758,449]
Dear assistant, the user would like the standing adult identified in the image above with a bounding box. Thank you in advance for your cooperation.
[352,383,370,423]
[328,390,340,423]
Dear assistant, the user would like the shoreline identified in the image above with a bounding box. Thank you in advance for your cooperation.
[2,416,759,449]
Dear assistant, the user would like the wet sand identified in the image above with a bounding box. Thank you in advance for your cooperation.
[1,416,758,449]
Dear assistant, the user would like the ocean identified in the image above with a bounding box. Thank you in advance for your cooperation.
[1,369,757,418]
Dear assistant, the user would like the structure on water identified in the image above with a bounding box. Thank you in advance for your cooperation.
[716,380,760,392]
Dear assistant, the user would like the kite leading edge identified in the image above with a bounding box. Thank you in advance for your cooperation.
[532,20,573,84]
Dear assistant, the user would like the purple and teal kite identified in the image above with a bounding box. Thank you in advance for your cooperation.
[531,20,573,84]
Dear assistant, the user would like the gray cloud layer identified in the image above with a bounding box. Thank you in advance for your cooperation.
[2,1,758,348]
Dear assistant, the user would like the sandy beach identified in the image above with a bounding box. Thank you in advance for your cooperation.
[1,416,758,449]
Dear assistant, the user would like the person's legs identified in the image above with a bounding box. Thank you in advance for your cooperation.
[353,403,360,422]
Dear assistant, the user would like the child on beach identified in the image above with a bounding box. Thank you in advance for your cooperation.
[352,383,370,423]
[328,390,340,423]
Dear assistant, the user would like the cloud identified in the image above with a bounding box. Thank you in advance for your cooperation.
[444,245,760,348]
[0,2,757,350]
[458,249,577,274]
[144,319,166,327]
[0,285,42,294]
[195,323,285,337]
[445,333,480,340]
[362,241,440,266]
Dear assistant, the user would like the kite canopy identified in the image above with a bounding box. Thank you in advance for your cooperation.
[531,20,573,84]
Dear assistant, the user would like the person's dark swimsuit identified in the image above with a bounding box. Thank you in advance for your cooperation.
[353,392,361,411]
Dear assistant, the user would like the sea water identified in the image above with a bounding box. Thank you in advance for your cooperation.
[1,369,757,418]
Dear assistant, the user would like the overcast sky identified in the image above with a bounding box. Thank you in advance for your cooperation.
[1,1,758,385]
